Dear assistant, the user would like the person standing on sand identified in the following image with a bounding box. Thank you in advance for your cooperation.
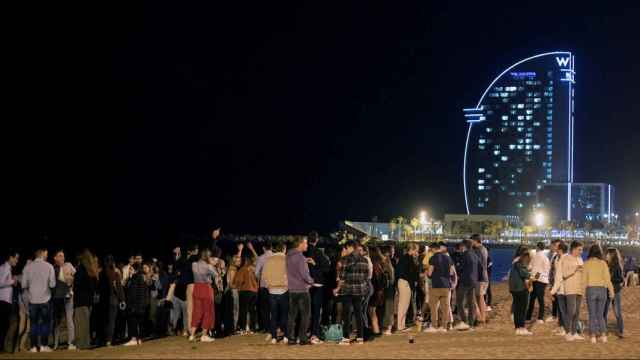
[471,235,489,326]
[582,245,614,344]
[454,240,479,331]
[550,241,569,336]
[509,248,532,336]
[286,236,315,345]
[22,248,56,353]
[604,248,624,339]
[561,241,585,342]
[424,242,455,333]
[262,242,288,344]
[395,243,419,332]
[526,242,550,324]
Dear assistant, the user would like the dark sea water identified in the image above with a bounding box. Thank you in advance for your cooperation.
[489,247,516,282]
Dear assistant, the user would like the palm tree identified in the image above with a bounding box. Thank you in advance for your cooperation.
[410,217,420,241]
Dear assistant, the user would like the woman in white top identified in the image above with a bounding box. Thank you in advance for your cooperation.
[549,242,569,336]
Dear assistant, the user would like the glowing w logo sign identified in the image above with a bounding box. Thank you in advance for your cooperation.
[556,57,570,67]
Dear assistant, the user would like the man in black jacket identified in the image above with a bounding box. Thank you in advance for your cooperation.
[306,232,330,344]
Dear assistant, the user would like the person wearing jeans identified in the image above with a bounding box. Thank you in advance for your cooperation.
[262,242,288,343]
[337,241,369,343]
[550,241,569,335]
[604,248,625,338]
[582,245,614,344]
[561,241,585,341]
[286,236,315,345]
[21,248,56,352]
[526,243,550,322]
[454,240,480,330]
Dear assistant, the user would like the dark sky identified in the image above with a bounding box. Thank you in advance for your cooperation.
[8,2,640,252]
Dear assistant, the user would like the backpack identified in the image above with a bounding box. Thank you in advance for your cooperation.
[323,324,343,342]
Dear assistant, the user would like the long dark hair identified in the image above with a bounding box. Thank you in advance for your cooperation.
[587,244,604,261]
[606,248,623,273]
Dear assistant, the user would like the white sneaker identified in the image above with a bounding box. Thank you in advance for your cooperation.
[487,306,493,312]
[123,339,139,346]
[573,334,585,341]
[423,326,438,333]
[453,322,470,331]
[338,338,351,345]
[437,327,448,333]
[545,316,555,323]
[522,329,533,336]
[270,338,277,345]
[590,336,597,344]
[188,335,196,342]
[40,346,53,352]
[310,336,323,345]
[515,329,523,336]
[535,320,544,325]
[565,334,575,342]
[383,329,392,336]
[200,335,215,343]
[265,334,272,342]
[282,337,289,345]
[600,335,608,343]
[68,344,77,351]
[555,329,566,336]
[29,347,38,353]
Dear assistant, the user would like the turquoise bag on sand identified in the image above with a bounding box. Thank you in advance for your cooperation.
[323,324,343,342]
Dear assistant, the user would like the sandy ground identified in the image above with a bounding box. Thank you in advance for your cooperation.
[3,283,639,359]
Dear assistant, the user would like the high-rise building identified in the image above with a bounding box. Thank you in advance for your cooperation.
[536,183,615,225]
[463,51,575,219]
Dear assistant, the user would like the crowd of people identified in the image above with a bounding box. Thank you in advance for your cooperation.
[509,239,626,343]
[0,232,631,353]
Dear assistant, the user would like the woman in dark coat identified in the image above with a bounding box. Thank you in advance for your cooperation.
[123,263,150,346]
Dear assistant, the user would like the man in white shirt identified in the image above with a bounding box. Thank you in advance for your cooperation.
[22,248,56,352]
[526,242,550,323]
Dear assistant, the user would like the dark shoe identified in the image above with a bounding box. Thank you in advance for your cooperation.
[299,340,312,346]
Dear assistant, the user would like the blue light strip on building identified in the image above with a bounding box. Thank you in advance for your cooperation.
[608,184,612,223]
[463,124,473,214]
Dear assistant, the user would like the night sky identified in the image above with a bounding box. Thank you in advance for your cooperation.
[8,2,640,253]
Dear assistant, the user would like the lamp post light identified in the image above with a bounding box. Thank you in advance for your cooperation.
[420,211,428,241]
[534,212,545,242]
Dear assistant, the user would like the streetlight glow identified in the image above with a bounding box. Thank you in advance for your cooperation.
[534,212,545,227]
[419,210,428,225]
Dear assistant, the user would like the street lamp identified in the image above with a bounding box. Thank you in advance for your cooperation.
[534,212,545,241]
[419,211,427,241]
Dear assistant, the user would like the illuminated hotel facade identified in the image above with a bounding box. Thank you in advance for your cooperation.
[463,51,576,220]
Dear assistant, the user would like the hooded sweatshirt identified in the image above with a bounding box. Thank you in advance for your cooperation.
[286,249,314,293]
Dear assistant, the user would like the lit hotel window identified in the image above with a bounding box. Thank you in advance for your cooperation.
[478,168,485,173]
[501,156,508,161]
